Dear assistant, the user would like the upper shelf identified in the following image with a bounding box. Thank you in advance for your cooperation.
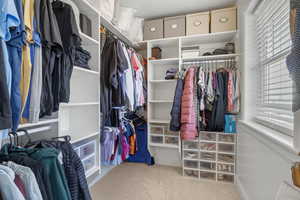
[100,16,139,49]
[182,54,240,62]
[141,30,237,46]
[149,58,179,65]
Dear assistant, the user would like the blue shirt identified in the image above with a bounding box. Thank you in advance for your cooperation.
[0,0,20,41]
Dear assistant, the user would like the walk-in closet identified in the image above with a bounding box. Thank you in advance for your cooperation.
[0,0,300,199]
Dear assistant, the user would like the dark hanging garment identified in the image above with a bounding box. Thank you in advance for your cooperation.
[39,0,63,117]
[0,39,12,130]
[170,78,184,131]
[26,140,92,200]
[101,37,118,126]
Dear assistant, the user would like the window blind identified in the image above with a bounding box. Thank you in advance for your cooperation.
[255,0,294,136]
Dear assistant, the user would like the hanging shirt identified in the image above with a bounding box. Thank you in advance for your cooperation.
[0,165,25,200]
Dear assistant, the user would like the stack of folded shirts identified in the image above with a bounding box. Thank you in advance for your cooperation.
[74,47,92,69]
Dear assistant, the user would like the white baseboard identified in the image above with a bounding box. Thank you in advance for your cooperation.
[236,176,250,200]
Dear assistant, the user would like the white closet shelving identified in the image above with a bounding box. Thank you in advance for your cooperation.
[57,0,101,183]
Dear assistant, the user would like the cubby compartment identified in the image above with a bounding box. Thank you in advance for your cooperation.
[200,161,216,171]
[217,163,235,174]
[200,171,216,181]
[184,169,199,179]
[149,63,179,81]
[184,160,199,169]
[165,136,179,145]
[184,150,199,160]
[82,154,96,174]
[200,132,217,141]
[165,128,179,136]
[218,143,235,153]
[200,152,216,161]
[149,102,173,121]
[200,142,216,151]
[218,134,235,143]
[79,43,100,72]
[218,153,235,164]
[151,136,164,144]
[183,140,199,150]
[150,125,164,135]
[217,173,235,183]
[150,81,177,101]
[148,39,179,59]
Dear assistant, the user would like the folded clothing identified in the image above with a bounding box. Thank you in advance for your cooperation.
[165,68,178,80]
[74,46,91,69]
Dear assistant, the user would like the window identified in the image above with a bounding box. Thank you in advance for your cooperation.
[255,0,294,136]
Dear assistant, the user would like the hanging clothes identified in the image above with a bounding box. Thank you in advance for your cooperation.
[170,77,184,131]
[180,67,197,140]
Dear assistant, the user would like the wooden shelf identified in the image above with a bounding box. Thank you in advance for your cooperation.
[149,143,179,149]
[60,102,99,107]
[19,118,58,128]
[80,32,99,45]
[149,58,179,65]
[149,80,177,83]
[74,66,99,75]
[182,54,239,62]
[149,119,170,124]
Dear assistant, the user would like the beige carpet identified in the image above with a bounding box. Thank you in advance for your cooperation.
[91,163,240,200]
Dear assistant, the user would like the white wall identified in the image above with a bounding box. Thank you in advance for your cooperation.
[236,0,300,199]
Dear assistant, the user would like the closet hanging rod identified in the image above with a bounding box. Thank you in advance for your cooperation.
[182,59,236,64]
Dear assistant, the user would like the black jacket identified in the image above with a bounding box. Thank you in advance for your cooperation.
[170,79,184,131]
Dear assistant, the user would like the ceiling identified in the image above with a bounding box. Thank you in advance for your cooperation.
[120,0,237,19]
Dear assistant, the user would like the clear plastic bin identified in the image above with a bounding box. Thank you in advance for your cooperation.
[82,155,96,173]
[217,163,234,173]
[165,128,179,136]
[150,126,164,135]
[80,141,96,159]
[184,160,199,169]
[151,136,163,144]
[200,171,216,180]
[217,173,234,183]
[218,153,235,163]
[183,140,199,149]
[218,143,235,153]
[200,142,216,151]
[184,169,199,179]
[200,132,217,141]
[218,134,235,143]
[200,152,216,161]
[165,136,179,145]
[200,161,216,171]
[184,150,199,160]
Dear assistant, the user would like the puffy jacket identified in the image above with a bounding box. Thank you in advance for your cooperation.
[180,68,197,140]
[169,79,184,131]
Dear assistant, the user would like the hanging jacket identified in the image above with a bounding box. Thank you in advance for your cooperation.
[180,68,197,140]
[169,78,184,131]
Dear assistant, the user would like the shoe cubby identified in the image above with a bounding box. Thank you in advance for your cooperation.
[200,152,216,162]
[150,125,164,135]
[149,122,180,147]
[165,136,179,145]
[184,150,199,160]
[184,160,199,169]
[184,169,199,179]
[200,161,216,171]
[182,131,236,183]
[151,135,164,144]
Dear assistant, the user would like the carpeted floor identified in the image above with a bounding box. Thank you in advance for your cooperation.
[91,163,241,200]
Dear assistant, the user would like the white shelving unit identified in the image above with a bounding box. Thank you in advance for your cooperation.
[145,30,238,151]
[57,0,101,183]
[182,132,237,183]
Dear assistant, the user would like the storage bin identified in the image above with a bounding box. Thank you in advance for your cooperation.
[151,136,163,144]
[218,153,235,163]
[183,140,199,149]
[184,150,199,160]
[80,141,96,159]
[200,152,216,161]
[217,173,234,183]
[200,161,216,171]
[184,169,199,179]
[217,163,234,173]
[218,143,235,153]
[211,7,237,33]
[150,125,164,135]
[200,142,216,151]
[165,128,179,136]
[165,136,179,145]
[186,12,210,36]
[82,154,96,173]
[184,160,198,169]
[200,171,216,180]
[200,132,217,141]
[164,15,186,38]
[144,18,164,40]
[218,134,235,143]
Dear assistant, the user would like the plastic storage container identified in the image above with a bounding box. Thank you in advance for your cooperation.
[151,136,163,144]
[184,160,199,169]
[186,12,210,35]
[200,132,217,141]
[164,15,186,38]
[211,7,237,33]
[150,125,164,135]
[218,153,235,163]
[80,141,96,159]
[200,152,216,161]
[144,18,164,40]
[184,169,199,179]
[184,150,199,160]
[165,136,179,145]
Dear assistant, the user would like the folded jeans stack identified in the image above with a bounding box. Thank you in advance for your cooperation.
[74,47,91,69]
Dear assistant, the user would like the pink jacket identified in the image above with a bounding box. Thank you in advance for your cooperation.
[180,68,197,140]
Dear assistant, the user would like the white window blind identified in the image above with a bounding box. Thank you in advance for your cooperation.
[255,0,294,136]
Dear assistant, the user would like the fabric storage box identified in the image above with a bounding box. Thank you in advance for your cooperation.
[164,15,186,38]
[144,18,164,40]
[186,12,210,35]
[211,7,237,33]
